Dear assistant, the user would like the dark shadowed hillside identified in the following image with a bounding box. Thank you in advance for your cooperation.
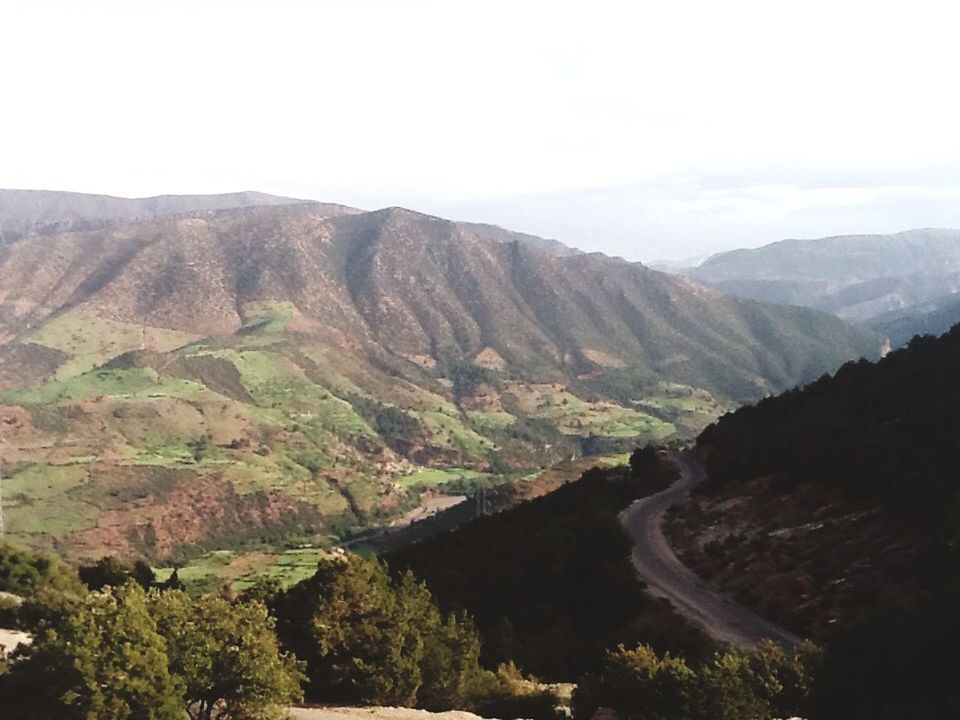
[668,327,960,635]
[665,324,960,719]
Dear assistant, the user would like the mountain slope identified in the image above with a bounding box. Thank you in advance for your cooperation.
[867,292,960,347]
[0,202,880,560]
[673,228,960,324]
[0,188,360,244]
[664,324,960,719]
[666,325,960,638]
[456,221,581,257]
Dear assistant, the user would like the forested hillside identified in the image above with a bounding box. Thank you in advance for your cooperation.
[665,325,960,718]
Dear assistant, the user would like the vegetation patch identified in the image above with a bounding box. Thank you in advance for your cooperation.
[25,310,194,379]
[398,467,488,489]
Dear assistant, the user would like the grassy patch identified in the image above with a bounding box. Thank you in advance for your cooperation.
[240,300,297,334]
[26,310,195,379]
[467,410,516,429]
[398,467,488,488]
[419,410,494,455]
[3,464,98,536]
[0,367,209,404]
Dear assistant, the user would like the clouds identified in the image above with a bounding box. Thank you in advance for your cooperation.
[2,0,960,259]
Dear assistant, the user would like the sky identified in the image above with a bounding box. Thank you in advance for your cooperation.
[3,0,960,261]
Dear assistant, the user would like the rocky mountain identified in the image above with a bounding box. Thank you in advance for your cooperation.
[0,198,880,561]
[671,228,960,328]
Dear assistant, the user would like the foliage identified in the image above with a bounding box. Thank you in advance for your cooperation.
[78,556,159,591]
[695,324,960,719]
[0,584,183,720]
[150,589,304,720]
[574,640,819,720]
[389,454,710,680]
[271,553,493,708]
[0,542,85,599]
[699,326,960,521]
[808,593,960,720]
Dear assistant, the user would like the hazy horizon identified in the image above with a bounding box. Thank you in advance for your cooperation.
[4,0,960,261]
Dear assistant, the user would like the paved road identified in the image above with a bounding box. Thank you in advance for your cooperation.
[621,452,800,649]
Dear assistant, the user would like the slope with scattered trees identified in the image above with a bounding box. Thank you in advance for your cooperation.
[665,324,960,719]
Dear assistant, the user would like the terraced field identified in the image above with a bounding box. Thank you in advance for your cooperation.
[0,304,718,566]
[0,198,871,573]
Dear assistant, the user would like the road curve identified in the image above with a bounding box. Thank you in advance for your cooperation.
[621,452,800,649]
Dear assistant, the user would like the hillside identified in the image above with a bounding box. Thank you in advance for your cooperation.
[673,228,960,325]
[663,324,960,718]
[667,326,960,633]
[0,200,879,563]
[0,188,364,245]
[867,292,960,347]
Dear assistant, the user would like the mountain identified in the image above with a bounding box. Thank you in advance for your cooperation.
[672,228,960,325]
[668,327,960,637]
[456,221,582,257]
[867,292,960,347]
[0,199,880,561]
[666,325,960,718]
[0,188,361,244]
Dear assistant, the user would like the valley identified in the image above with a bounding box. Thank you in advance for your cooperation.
[663,228,960,347]
[0,191,879,574]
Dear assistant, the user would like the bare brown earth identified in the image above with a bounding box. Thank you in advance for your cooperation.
[65,470,321,559]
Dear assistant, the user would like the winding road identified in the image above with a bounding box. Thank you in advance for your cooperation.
[621,452,800,649]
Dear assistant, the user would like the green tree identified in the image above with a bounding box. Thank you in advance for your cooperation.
[574,643,696,720]
[746,639,819,718]
[274,554,424,705]
[0,584,183,720]
[694,650,768,720]
[150,589,303,720]
[273,554,494,708]
[574,641,818,720]
[0,541,84,598]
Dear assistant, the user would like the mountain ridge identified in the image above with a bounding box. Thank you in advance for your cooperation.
[0,196,881,561]
[668,228,960,328]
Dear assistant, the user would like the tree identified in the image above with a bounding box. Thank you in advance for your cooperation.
[78,556,132,590]
[695,650,769,720]
[272,554,494,708]
[0,542,84,598]
[0,584,183,720]
[574,641,819,720]
[130,560,158,589]
[149,589,303,720]
[274,554,424,705]
[574,643,696,720]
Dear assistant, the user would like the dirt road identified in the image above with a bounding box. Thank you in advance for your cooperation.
[621,452,800,649]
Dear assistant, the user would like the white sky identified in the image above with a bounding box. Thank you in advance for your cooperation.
[3,0,960,260]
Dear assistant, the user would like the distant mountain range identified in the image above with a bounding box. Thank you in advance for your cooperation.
[665,228,960,344]
[0,189,879,559]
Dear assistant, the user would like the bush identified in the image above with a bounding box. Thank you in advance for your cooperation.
[574,641,819,720]
[272,554,494,709]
